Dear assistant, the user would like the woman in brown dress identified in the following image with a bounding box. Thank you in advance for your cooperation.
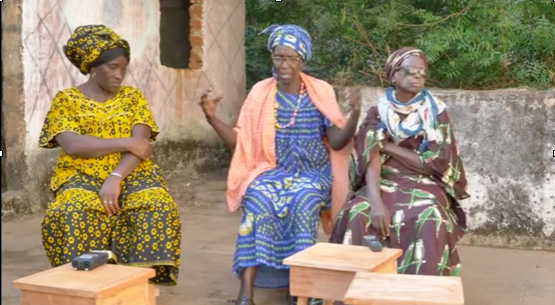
[330,47,470,276]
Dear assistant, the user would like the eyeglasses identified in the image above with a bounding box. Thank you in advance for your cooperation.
[398,66,427,78]
[271,55,302,66]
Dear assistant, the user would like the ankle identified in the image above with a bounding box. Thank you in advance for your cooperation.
[238,291,253,299]
[235,295,255,305]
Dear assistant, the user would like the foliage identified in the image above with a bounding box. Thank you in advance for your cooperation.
[245,0,555,89]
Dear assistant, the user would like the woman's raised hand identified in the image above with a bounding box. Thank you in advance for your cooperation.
[343,87,362,112]
[200,87,223,119]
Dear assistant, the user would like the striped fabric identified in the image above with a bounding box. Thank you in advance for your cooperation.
[232,90,333,288]
[226,73,352,231]
[260,24,312,61]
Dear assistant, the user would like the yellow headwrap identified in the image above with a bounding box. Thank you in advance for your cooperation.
[63,24,130,75]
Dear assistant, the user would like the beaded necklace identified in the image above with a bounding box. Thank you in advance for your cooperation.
[274,82,305,129]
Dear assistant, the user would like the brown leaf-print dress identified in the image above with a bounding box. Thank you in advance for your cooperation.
[330,106,469,276]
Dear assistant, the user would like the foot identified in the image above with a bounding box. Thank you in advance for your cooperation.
[228,296,255,305]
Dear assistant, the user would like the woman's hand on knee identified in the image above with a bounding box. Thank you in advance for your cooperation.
[370,201,391,239]
[99,176,123,216]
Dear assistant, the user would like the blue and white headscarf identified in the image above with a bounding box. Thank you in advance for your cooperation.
[376,87,446,152]
[259,24,313,62]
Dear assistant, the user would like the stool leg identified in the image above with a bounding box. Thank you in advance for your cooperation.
[297,297,308,305]
[148,284,158,305]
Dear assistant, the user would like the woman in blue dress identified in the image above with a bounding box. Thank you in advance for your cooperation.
[200,25,361,305]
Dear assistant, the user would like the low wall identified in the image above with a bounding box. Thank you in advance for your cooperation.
[358,87,555,250]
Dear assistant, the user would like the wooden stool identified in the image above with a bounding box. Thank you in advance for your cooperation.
[344,272,464,305]
[284,242,402,305]
[12,263,159,305]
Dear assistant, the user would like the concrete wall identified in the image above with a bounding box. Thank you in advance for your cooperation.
[2,0,30,215]
[1,0,245,217]
[358,87,555,250]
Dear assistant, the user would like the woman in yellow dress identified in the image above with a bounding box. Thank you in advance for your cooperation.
[38,24,181,285]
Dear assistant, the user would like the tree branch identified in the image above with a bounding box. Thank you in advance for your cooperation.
[398,0,478,28]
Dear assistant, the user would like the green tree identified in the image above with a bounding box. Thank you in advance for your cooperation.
[246,0,554,89]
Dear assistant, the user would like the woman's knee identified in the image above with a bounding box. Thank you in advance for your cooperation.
[48,190,105,215]
[242,195,275,215]
[122,188,179,212]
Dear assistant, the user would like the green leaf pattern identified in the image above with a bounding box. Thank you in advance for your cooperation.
[333,113,466,277]
[380,179,399,193]
[450,263,462,277]
[398,242,415,274]
[437,244,450,274]
[349,201,370,221]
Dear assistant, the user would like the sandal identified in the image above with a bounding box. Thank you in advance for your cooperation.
[228,296,255,305]
[285,293,324,305]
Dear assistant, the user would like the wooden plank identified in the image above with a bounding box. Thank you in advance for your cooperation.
[20,290,95,305]
[148,284,159,305]
[344,272,464,305]
[289,266,354,301]
[13,264,155,299]
[284,243,402,273]
[96,282,150,305]
[18,281,155,305]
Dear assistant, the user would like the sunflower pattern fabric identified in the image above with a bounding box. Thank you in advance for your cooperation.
[63,24,130,75]
[39,87,181,285]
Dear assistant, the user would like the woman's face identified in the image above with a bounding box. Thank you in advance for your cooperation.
[392,56,427,94]
[272,45,304,82]
[91,55,129,93]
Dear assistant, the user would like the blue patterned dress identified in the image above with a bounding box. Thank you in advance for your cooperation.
[232,89,333,289]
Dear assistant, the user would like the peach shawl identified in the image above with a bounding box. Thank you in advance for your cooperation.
[226,73,352,233]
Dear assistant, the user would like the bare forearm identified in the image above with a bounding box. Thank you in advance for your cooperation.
[207,116,237,147]
[112,153,141,179]
[327,109,361,150]
[384,144,432,175]
[365,159,383,205]
[112,124,153,178]
[56,133,129,158]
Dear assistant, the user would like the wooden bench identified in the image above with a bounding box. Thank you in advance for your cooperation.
[344,272,464,305]
[284,242,402,305]
[13,263,159,305]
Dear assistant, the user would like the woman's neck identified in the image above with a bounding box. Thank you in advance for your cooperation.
[84,80,115,102]
[394,89,416,103]
[278,77,301,94]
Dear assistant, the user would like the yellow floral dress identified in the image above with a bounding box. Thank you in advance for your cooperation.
[38,86,181,286]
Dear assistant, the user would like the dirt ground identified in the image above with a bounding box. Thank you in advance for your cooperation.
[2,170,554,305]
